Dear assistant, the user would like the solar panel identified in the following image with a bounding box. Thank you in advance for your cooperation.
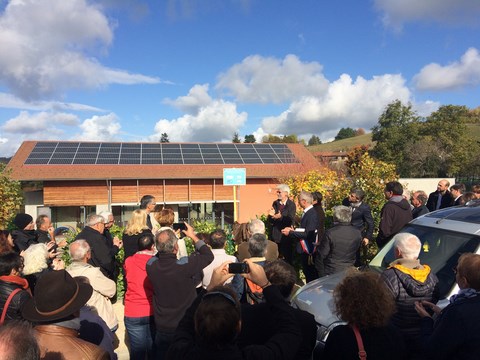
[24,142,299,165]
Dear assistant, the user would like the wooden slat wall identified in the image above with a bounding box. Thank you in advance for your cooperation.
[138,180,165,202]
[44,181,108,206]
[111,180,137,203]
[165,180,189,202]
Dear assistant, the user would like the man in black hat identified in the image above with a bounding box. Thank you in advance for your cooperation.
[22,269,109,359]
[11,213,38,252]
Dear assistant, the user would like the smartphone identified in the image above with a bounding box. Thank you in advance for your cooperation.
[172,222,188,238]
[228,262,250,274]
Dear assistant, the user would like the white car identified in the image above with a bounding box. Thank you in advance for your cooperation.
[291,202,480,355]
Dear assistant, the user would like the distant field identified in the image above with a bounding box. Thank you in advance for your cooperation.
[309,124,480,153]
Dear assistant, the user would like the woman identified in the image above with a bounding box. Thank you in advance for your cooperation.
[0,230,14,254]
[124,233,156,359]
[0,252,31,323]
[123,209,152,260]
[323,270,407,360]
[415,253,480,359]
[155,208,188,259]
[22,243,64,293]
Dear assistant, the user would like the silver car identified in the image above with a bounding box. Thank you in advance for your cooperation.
[291,202,480,353]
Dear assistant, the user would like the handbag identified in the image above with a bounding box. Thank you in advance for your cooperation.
[0,288,22,325]
[350,324,367,360]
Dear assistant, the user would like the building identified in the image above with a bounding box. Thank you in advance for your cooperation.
[7,141,321,228]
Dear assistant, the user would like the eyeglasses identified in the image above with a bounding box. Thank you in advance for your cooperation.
[276,190,282,194]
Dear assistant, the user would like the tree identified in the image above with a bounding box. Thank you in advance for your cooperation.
[355,128,366,136]
[334,127,356,141]
[262,134,283,143]
[232,132,241,143]
[244,134,256,143]
[0,164,23,229]
[160,133,169,143]
[308,135,322,146]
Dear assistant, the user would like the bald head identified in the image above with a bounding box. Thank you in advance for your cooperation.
[437,179,450,194]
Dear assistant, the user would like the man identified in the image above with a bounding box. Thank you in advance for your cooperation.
[381,233,439,359]
[21,270,109,359]
[472,184,480,199]
[11,213,37,252]
[35,215,66,254]
[376,181,412,249]
[282,191,319,283]
[237,219,279,262]
[268,184,296,265]
[75,214,122,280]
[426,179,454,211]
[411,190,429,219]
[450,183,466,206]
[140,195,156,230]
[67,240,118,332]
[318,205,362,276]
[0,320,40,360]
[238,260,317,360]
[146,223,213,359]
[99,211,121,279]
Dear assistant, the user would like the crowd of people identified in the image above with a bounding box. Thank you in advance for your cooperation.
[0,183,479,359]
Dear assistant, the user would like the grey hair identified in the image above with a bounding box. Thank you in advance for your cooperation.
[393,233,421,260]
[247,219,266,235]
[69,239,90,261]
[414,191,428,205]
[276,184,290,194]
[299,190,313,205]
[333,205,352,224]
[248,233,268,257]
[155,229,178,254]
[86,214,105,227]
[350,188,365,201]
[22,243,49,275]
[98,211,112,223]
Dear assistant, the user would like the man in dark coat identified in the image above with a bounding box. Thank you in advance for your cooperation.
[426,179,454,211]
[411,190,429,219]
[282,191,319,283]
[381,232,438,359]
[376,181,412,249]
[450,183,466,206]
[268,184,296,265]
[75,214,122,280]
[318,205,362,276]
[11,213,38,252]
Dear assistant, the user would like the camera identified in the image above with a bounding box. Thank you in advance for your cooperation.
[228,262,250,274]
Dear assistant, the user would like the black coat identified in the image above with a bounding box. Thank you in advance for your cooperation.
[289,207,320,254]
[0,275,31,323]
[376,197,412,248]
[11,230,38,252]
[75,226,115,279]
[122,228,153,260]
[350,203,374,240]
[268,199,296,243]
[412,205,429,219]
[426,190,454,212]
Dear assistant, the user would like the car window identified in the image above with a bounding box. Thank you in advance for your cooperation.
[370,224,480,299]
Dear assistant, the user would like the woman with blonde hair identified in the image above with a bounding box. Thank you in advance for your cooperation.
[123,209,152,260]
[323,270,406,360]
[155,208,188,259]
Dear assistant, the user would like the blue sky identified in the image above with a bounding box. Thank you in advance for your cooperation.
[0,0,479,156]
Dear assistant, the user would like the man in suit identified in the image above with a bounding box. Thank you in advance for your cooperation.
[281,191,319,283]
[411,190,430,219]
[426,179,454,211]
[450,183,466,206]
[268,184,296,265]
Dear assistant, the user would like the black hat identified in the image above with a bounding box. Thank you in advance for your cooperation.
[22,270,93,323]
[13,213,33,230]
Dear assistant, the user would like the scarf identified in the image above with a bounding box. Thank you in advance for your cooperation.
[450,288,480,304]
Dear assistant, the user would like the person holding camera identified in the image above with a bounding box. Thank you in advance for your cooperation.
[146,223,213,360]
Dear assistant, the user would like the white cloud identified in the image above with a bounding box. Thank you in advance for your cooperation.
[259,73,412,140]
[73,113,121,141]
[0,92,106,112]
[414,48,480,91]
[374,0,480,31]
[0,0,160,100]
[152,85,247,142]
[2,111,79,134]
[216,54,329,103]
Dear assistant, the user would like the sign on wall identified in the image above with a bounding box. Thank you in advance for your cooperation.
[223,168,246,186]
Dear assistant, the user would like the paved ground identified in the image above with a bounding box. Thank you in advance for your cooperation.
[113,301,130,360]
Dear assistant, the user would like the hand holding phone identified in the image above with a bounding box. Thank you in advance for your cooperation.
[228,262,250,274]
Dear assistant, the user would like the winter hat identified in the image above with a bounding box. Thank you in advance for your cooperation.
[14,213,33,230]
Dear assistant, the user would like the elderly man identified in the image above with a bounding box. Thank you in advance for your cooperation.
[282,191,319,283]
[318,205,362,276]
[381,232,439,359]
[75,214,122,280]
[66,239,118,332]
[376,181,413,249]
[146,223,213,359]
[268,184,296,265]
[426,179,454,211]
[140,195,156,230]
[411,190,429,219]
[237,219,279,262]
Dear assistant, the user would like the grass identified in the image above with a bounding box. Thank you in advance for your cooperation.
[308,133,374,152]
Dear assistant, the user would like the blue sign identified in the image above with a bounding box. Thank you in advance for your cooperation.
[223,168,246,186]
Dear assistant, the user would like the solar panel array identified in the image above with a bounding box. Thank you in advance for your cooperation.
[24,142,299,165]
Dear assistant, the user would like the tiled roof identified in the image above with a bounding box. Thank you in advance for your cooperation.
[7,141,322,181]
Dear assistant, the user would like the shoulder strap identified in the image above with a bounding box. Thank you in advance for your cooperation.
[350,324,367,360]
[0,288,22,325]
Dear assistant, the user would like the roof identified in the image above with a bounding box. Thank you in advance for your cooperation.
[7,141,322,181]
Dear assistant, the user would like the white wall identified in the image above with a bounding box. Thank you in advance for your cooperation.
[399,178,456,194]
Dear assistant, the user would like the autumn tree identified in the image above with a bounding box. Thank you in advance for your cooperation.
[0,164,23,228]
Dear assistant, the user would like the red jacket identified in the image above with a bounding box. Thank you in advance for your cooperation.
[124,252,154,318]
